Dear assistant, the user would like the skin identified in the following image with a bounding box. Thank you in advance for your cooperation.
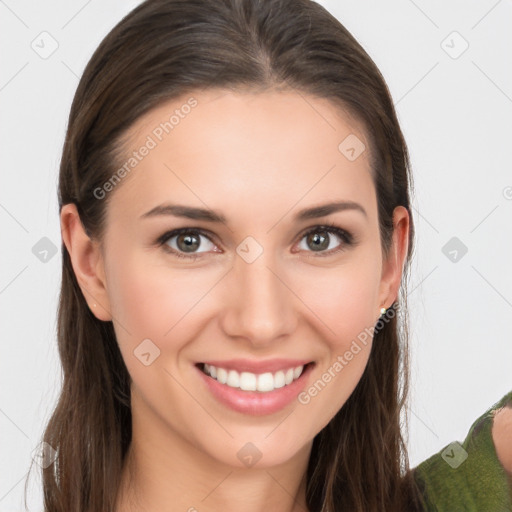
[492,404,512,500]
[60,89,411,512]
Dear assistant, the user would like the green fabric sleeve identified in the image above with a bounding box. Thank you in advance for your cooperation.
[412,389,512,512]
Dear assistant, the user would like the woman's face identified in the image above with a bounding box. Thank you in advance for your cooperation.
[70,89,408,469]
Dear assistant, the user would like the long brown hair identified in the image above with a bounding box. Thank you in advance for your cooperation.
[24,0,426,510]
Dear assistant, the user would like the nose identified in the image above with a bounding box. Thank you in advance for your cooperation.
[219,249,297,347]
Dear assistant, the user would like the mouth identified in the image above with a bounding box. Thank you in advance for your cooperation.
[195,361,315,393]
[195,360,316,415]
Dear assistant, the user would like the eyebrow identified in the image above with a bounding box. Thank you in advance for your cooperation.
[140,200,367,223]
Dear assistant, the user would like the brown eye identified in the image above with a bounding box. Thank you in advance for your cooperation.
[305,230,330,252]
[175,232,201,253]
[297,224,354,257]
[158,228,218,259]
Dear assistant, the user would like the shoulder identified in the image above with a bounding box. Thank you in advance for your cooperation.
[412,389,512,512]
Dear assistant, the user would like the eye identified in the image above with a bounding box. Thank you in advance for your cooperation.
[295,222,355,257]
[156,222,356,261]
[157,228,218,260]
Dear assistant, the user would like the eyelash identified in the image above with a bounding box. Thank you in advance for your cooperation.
[155,222,356,261]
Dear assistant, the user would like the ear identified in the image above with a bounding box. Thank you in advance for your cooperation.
[378,206,410,310]
[60,203,112,322]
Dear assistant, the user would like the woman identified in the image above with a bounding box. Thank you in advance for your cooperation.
[25,0,512,511]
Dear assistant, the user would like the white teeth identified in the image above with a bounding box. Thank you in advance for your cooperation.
[274,370,285,389]
[202,363,306,392]
[257,373,274,392]
[240,372,257,391]
[226,370,238,387]
[209,364,217,378]
[216,367,228,384]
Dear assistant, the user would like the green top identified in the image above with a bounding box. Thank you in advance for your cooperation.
[413,389,512,511]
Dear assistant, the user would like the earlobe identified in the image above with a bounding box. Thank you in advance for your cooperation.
[378,206,410,311]
[60,203,112,322]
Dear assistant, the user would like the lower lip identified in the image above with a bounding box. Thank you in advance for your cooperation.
[196,363,315,416]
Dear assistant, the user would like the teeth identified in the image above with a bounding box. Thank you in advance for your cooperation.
[240,372,257,391]
[202,363,306,392]
[274,370,285,389]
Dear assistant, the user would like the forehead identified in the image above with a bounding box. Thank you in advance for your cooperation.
[107,88,376,226]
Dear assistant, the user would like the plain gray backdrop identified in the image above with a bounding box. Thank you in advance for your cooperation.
[1,1,511,510]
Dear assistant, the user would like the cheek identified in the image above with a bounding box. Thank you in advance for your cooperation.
[292,258,380,427]
[295,256,381,346]
[104,251,202,349]
[105,256,209,413]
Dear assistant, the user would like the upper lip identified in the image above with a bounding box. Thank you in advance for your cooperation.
[198,358,313,374]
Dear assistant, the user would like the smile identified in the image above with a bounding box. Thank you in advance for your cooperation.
[200,362,306,392]
[195,361,316,415]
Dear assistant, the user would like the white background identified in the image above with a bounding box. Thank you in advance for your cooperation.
[1,0,511,510]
